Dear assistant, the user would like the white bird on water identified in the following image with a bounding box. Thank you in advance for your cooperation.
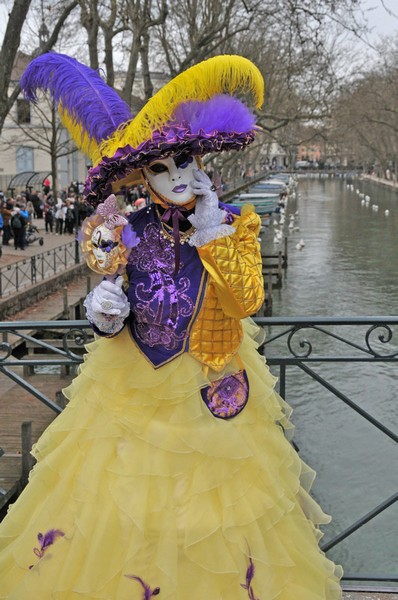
[296,239,305,251]
[385,209,390,216]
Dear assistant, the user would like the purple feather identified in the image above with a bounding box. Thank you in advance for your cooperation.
[121,224,140,249]
[20,53,132,143]
[172,95,256,135]
[240,553,260,600]
[125,574,160,598]
[29,528,65,569]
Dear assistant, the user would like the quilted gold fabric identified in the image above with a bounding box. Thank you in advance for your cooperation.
[189,208,264,371]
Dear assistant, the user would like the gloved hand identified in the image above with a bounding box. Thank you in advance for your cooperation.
[188,170,235,247]
[84,276,130,335]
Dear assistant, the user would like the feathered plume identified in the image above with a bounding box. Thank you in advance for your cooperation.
[100,54,264,159]
[172,95,256,134]
[20,53,132,164]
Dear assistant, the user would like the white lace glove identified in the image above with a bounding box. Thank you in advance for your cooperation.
[84,276,130,335]
[188,170,235,247]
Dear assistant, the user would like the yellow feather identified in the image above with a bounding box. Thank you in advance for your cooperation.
[59,107,101,164]
[99,55,264,164]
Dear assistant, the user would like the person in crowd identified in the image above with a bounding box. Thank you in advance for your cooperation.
[64,198,76,234]
[1,199,14,246]
[134,197,146,211]
[26,199,34,223]
[10,202,28,250]
[123,198,134,216]
[43,178,51,195]
[43,199,54,233]
[29,189,42,218]
[55,196,65,235]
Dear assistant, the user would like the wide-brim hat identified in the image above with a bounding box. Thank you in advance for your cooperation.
[21,53,264,208]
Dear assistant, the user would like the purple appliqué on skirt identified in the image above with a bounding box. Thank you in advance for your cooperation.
[201,370,249,419]
[128,223,194,350]
[29,528,65,569]
[125,574,160,598]
[241,554,260,600]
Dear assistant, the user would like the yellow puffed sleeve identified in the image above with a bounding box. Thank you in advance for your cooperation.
[197,207,264,319]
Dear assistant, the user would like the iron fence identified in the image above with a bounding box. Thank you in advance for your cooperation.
[0,316,397,587]
[0,241,83,297]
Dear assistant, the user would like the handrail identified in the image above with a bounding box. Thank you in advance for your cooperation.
[0,316,397,586]
[0,240,83,297]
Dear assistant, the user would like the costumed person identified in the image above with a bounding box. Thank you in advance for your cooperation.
[0,53,343,599]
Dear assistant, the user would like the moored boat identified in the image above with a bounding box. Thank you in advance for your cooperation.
[227,192,281,216]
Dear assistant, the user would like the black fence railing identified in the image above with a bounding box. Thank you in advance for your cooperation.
[0,241,83,298]
[0,316,397,588]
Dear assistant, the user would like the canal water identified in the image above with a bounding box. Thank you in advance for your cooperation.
[260,176,398,582]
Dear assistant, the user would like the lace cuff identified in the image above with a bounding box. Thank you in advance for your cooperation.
[188,223,235,247]
[188,207,226,231]
[84,291,128,335]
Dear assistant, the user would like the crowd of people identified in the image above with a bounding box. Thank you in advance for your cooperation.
[0,182,149,251]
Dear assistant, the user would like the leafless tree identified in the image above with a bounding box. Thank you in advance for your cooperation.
[0,0,79,137]
[5,96,78,199]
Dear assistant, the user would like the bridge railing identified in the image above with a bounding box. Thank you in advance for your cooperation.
[0,241,83,298]
[0,316,397,588]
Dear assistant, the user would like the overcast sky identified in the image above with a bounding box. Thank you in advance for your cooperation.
[1,0,398,56]
[362,0,398,40]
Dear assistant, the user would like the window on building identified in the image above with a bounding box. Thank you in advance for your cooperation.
[16,99,31,124]
[16,146,34,173]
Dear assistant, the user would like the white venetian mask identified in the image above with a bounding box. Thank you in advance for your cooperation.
[143,155,200,205]
[91,224,119,270]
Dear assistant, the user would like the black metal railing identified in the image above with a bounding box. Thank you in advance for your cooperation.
[256,315,398,587]
[0,316,397,587]
[0,241,83,297]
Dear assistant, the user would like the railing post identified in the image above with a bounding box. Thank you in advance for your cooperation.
[21,421,34,488]
[284,236,288,268]
[63,287,69,318]
[75,239,80,265]
[31,255,36,284]
[279,364,286,400]
[15,264,19,292]
[0,269,2,298]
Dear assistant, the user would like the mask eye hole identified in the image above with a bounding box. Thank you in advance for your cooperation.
[148,162,168,174]
[175,154,193,169]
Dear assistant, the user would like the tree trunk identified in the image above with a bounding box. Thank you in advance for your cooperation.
[51,104,58,201]
[121,38,141,105]
[140,32,153,100]
[79,0,99,70]
[103,31,115,88]
[0,0,33,133]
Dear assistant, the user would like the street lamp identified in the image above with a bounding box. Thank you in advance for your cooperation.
[39,20,49,48]
[39,0,49,49]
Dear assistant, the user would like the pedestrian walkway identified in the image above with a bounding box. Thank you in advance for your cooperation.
[0,217,84,300]
[1,216,76,267]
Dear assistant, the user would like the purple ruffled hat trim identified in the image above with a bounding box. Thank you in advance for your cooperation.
[84,125,256,208]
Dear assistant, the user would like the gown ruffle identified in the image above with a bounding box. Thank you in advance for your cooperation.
[0,320,343,599]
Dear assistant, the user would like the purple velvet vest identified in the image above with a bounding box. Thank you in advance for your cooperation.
[126,205,206,367]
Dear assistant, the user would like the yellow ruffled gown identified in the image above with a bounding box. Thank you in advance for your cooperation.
[0,319,342,599]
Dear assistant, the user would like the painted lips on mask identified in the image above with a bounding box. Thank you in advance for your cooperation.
[172,184,187,193]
